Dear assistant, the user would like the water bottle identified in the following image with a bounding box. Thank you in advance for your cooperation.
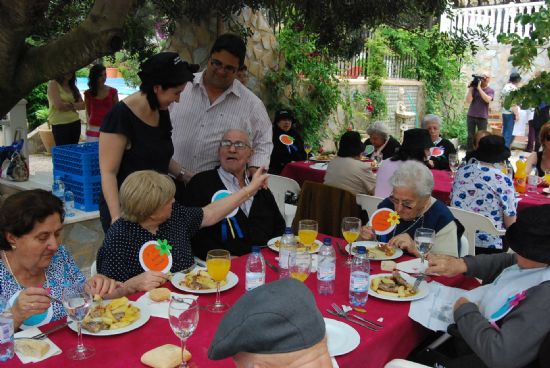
[64,190,75,217]
[279,227,296,276]
[0,296,14,362]
[245,246,265,291]
[317,237,336,295]
[349,246,370,307]
[52,176,65,201]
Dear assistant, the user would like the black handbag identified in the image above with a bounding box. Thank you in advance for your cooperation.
[0,130,28,181]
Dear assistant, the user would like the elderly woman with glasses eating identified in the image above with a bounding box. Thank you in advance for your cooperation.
[361,161,461,257]
[184,129,285,260]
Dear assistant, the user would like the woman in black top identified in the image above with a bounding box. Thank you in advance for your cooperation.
[268,109,306,174]
[422,114,457,171]
[363,121,401,160]
[99,52,199,232]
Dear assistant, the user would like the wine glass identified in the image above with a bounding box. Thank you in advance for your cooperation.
[206,249,231,313]
[169,296,199,368]
[414,227,435,264]
[373,153,382,166]
[298,219,318,252]
[288,251,312,282]
[62,283,95,360]
[448,153,459,179]
[341,217,361,267]
[304,144,312,162]
[545,169,550,188]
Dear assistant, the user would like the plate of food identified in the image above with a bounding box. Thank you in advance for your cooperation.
[368,271,429,302]
[345,241,403,260]
[267,236,323,254]
[310,154,334,162]
[135,288,198,319]
[171,268,239,294]
[77,297,150,336]
[324,318,360,356]
[543,187,550,194]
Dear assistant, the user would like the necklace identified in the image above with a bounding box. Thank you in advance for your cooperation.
[1,250,48,289]
[391,215,425,238]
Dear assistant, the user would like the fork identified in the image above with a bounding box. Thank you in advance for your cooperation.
[14,321,72,340]
[326,309,378,331]
[265,259,279,273]
[331,303,383,328]
[412,273,426,292]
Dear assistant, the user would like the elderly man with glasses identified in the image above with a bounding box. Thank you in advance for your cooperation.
[170,33,272,182]
[361,161,462,257]
[184,129,285,259]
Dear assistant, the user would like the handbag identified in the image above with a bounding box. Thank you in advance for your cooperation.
[0,130,29,182]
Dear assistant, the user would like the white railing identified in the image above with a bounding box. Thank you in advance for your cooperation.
[440,1,546,42]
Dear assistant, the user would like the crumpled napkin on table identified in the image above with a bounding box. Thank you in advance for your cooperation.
[13,327,62,364]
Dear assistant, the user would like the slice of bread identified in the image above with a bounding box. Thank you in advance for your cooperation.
[149,287,171,302]
[15,339,50,358]
[141,344,191,368]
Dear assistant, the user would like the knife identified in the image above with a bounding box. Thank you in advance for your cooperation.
[325,309,377,331]
[349,313,384,328]
[265,259,279,273]
[335,241,346,256]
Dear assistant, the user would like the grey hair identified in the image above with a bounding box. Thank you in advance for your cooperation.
[390,161,434,198]
[366,121,389,140]
[221,128,251,145]
[422,114,441,129]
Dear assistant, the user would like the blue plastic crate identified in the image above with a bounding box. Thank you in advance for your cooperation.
[53,171,101,212]
[52,143,100,177]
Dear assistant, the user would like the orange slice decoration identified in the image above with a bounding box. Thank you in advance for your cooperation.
[139,240,173,273]
[370,208,398,235]
[429,147,444,157]
[279,134,295,146]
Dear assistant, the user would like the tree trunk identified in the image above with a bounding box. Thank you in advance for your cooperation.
[0,0,138,116]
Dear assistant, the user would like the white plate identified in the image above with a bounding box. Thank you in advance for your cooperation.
[73,301,150,336]
[324,318,360,356]
[345,241,403,260]
[136,292,198,319]
[368,272,429,302]
[171,269,239,294]
[310,162,328,170]
[267,236,323,254]
[543,187,550,194]
[310,155,333,162]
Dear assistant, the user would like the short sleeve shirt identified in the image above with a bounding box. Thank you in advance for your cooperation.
[451,160,518,249]
[467,86,495,119]
[97,203,204,282]
[100,102,174,188]
[0,246,85,325]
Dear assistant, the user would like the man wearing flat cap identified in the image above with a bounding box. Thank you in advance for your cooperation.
[425,204,550,367]
[170,33,272,181]
[208,278,333,367]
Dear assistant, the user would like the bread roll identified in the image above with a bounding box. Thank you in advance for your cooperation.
[149,288,171,302]
[141,344,191,368]
[15,339,50,358]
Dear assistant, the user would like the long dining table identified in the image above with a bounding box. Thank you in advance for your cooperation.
[5,234,478,368]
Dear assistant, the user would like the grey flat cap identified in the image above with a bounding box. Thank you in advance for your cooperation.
[208,278,326,360]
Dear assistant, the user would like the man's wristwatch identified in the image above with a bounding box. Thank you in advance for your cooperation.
[177,168,186,181]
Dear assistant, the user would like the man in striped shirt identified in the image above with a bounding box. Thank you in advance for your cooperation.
[170,34,272,181]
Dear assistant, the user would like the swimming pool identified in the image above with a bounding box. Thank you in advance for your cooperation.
[76,77,138,96]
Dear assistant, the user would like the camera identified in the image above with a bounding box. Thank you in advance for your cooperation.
[470,74,484,88]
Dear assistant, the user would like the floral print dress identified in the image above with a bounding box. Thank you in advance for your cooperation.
[451,159,518,249]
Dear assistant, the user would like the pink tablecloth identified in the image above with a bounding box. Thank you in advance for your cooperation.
[431,169,550,211]
[5,235,477,368]
[280,161,327,186]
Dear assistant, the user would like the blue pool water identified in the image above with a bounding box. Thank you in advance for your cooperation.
[76,77,138,96]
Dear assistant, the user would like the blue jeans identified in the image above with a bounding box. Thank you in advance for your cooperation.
[501,113,515,148]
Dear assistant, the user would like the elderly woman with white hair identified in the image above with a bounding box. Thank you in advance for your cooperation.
[422,114,457,171]
[363,121,401,160]
[97,167,269,289]
[363,161,461,257]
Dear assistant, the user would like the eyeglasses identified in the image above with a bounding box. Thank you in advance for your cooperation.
[220,140,250,150]
[389,195,416,210]
[210,59,238,74]
[545,135,550,141]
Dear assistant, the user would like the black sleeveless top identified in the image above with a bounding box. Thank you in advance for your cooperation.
[536,151,545,177]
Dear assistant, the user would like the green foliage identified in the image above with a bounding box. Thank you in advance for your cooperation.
[265,23,341,147]
[497,0,550,108]
[366,30,389,92]
[25,83,48,132]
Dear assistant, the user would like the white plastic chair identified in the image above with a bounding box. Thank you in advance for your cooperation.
[90,260,97,277]
[355,194,384,217]
[458,234,470,257]
[384,359,430,368]
[449,207,507,256]
[268,175,301,226]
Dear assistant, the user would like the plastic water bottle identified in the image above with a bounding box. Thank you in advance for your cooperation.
[245,246,265,291]
[317,238,336,295]
[279,227,296,273]
[64,190,75,217]
[349,246,370,307]
[52,176,65,201]
[0,296,14,362]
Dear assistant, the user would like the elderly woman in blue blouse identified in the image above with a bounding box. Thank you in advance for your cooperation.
[0,190,120,330]
[451,135,517,254]
[361,161,460,257]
